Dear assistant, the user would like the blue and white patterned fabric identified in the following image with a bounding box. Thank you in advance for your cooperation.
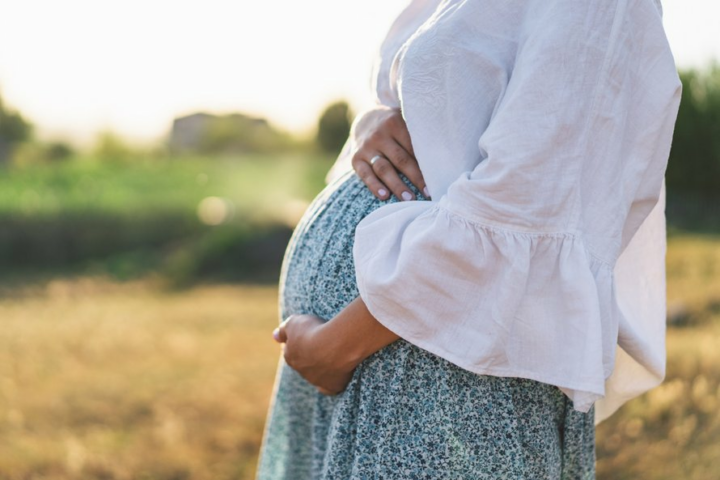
[255,169,596,479]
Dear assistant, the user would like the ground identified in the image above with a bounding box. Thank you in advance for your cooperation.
[0,234,718,479]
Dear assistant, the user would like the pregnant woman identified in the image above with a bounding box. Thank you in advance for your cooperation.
[256,0,681,478]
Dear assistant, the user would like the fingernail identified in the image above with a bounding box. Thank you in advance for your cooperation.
[401,191,412,201]
[378,188,388,197]
[423,186,430,198]
[272,328,280,341]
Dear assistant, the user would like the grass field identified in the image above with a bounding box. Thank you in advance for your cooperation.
[0,154,330,219]
[0,154,332,279]
[1,153,719,479]
[0,234,719,479]
[0,277,280,480]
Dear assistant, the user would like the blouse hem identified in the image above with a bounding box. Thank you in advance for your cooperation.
[358,268,604,414]
[353,199,617,415]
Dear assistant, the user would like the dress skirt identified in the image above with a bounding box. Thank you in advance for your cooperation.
[255,168,596,480]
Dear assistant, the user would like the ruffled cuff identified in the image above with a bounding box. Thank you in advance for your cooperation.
[353,196,622,413]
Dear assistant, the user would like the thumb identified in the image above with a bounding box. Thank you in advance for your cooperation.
[273,317,291,343]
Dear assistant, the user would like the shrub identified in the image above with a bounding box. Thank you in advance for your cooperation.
[92,131,134,163]
[12,141,75,166]
[667,64,720,195]
[316,100,352,154]
[0,91,33,163]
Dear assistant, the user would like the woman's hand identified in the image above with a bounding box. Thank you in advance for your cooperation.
[273,314,359,395]
[272,298,401,395]
[349,105,430,201]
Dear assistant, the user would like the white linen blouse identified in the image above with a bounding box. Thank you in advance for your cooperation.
[325,0,681,424]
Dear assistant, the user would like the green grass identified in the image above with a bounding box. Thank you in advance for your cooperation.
[0,153,330,219]
[0,154,334,278]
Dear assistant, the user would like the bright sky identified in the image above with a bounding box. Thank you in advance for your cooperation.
[0,0,718,146]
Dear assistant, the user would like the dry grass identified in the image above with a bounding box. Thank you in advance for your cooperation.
[0,277,281,480]
[595,234,720,480]
[596,318,720,479]
[0,234,719,479]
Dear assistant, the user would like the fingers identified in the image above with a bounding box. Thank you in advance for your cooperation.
[353,148,419,202]
[273,317,290,343]
[388,112,428,197]
[353,157,390,200]
[348,106,429,200]
[367,153,417,201]
[383,141,429,199]
[272,327,286,343]
[389,112,415,158]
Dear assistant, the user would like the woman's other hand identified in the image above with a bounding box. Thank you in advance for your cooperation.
[273,314,358,395]
[349,105,430,201]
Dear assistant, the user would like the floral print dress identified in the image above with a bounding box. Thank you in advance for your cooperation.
[255,168,596,480]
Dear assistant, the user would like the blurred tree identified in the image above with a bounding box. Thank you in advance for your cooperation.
[46,141,74,161]
[316,101,353,155]
[12,140,75,166]
[0,91,33,163]
[93,131,133,163]
[667,64,720,194]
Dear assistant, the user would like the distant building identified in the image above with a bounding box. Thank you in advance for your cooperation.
[169,112,274,154]
[169,113,214,153]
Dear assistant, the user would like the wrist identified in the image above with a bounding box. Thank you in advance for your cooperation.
[316,319,368,372]
[315,297,402,372]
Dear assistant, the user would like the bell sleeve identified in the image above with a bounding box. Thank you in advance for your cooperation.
[352,0,681,413]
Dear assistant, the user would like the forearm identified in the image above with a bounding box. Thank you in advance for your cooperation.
[319,295,401,370]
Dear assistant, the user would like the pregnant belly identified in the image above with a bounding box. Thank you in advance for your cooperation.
[278,168,428,323]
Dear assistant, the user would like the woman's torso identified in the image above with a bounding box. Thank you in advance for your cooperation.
[328,0,526,199]
[279,170,430,323]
